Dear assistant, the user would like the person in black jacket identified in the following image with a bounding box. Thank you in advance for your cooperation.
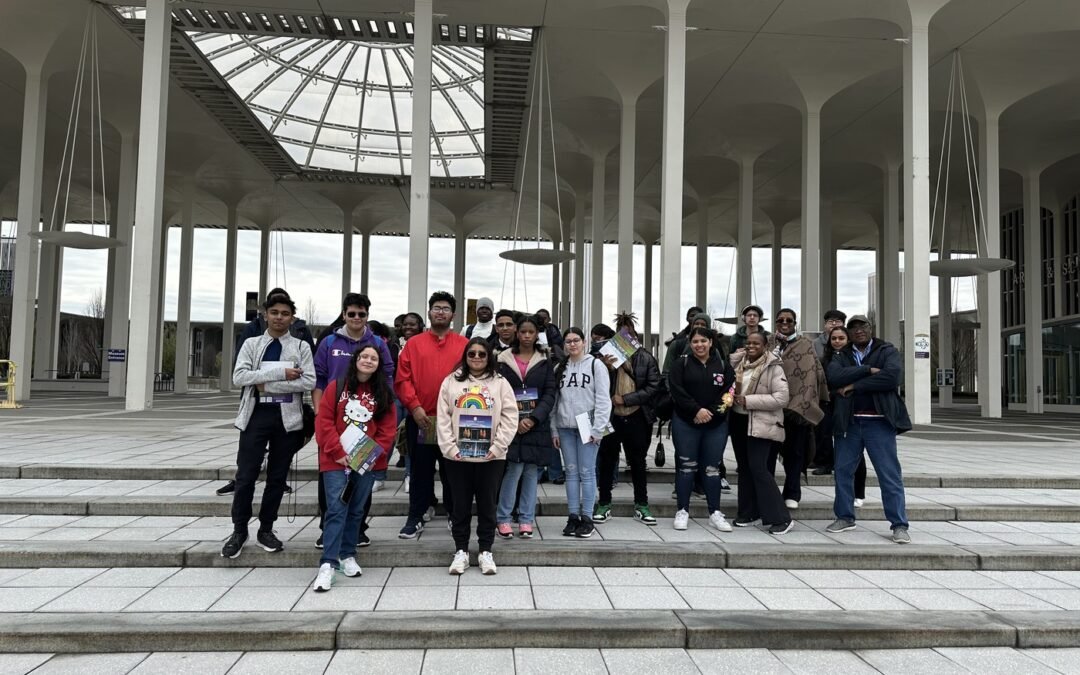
[823,327,867,506]
[233,288,315,358]
[667,326,736,532]
[593,314,661,525]
[824,315,912,544]
[494,315,558,539]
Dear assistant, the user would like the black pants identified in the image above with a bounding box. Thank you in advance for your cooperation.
[731,412,790,526]
[598,411,652,505]
[444,459,504,553]
[405,417,453,525]
[768,412,812,502]
[814,403,835,469]
[231,405,303,532]
[854,454,867,500]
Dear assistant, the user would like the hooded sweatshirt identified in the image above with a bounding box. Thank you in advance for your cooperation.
[550,354,612,440]
[436,370,518,462]
[314,325,395,392]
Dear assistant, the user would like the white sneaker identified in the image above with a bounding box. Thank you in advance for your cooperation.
[478,551,497,575]
[449,549,470,575]
[372,480,385,493]
[785,499,799,509]
[854,498,864,508]
[313,563,333,592]
[673,509,689,531]
[340,557,362,578]
[423,506,435,522]
[709,511,733,532]
[404,481,410,494]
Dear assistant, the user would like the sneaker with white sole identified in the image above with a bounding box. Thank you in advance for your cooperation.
[854,498,864,508]
[313,563,333,592]
[404,481,411,494]
[769,520,794,535]
[709,511,733,532]
[720,477,731,492]
[372,480,385,493]
[892,526,911,544]
[826,518,856,533]
[478,551,497,575]
[449,549,470,575]
[673,509,689,531]
[784,499,799,510]
[340,557,362,577]
[423,506,435,522]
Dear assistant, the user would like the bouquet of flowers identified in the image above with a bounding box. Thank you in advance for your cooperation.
[717,386,736,414]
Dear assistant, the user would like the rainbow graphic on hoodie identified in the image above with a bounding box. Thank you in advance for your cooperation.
[455,385,493,410]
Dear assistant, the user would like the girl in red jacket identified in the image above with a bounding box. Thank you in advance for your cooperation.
[311,345,396,592]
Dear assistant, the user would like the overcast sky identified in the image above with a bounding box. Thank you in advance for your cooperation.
[36,220,977,337]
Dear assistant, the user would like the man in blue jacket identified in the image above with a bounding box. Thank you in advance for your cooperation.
[824,315,912,544]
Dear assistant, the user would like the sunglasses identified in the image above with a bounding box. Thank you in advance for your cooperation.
[345,311,367,319]
[775,318,795,324]
[466,351,488,358]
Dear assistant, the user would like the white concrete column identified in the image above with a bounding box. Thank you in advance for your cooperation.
[125,0,172,411]
[573,210,585,328]
[881,163,902,345]
[407,0,433,311]
[771,223,782,317]
[902,21,933,425]
[9,62,47,401]
[1023,169,1044,413]
[31,243,60,379]
[590,153,606,326]
[937,236,953,407]
[219,205,238,392]
[551,257,559,321]
[155,222,168,373]
[360,230,371,295]
[801,107,822,324]
[560,232,572,327]
[820,201,834,312]
[644,242,654,351]
[737,157,755,312]
[341,210,353,299]
[174,183,195,393]
[453,231,466,330]
[696,204,708,308]
[1053,198,1064,319]
[106,132,137,398]
[658,0,691,363]
[616,92,638,312]
[977,114,1003,418]
[258,222,270,300]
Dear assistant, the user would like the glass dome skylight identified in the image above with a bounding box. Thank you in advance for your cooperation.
[190,32,486,177]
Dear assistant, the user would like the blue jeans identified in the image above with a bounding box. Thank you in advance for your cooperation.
[670,415,727,513]
[497,461,539,524]
[557,429,598,517]
[320,469,376,568]
[834,417,908,528]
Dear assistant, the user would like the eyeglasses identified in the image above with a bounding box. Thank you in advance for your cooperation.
[775,318,795,325]
[466,351,487,359]
[430,306,453,314]
[345,311,367,319]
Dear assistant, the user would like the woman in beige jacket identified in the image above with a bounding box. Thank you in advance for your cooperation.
[436,337,518,576]
[729,332,793,535]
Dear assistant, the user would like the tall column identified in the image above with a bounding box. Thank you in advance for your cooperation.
[771,223,782,318]
[573,208,585,328]
[258,222,270,300]
[977,115,1002,417]
[560,232,572,326]
[643,242,653,350]
[659,0,691,363]
[155,222,168,373]
[360,230,371,295]
[696,203,708,308]
[31,244,60,379]
[174,184,195,393]
[1023,169,1044,413]
[937,234,953,407]
[341,210,353,298]
[550,256,559,321]
[820,201,834,312]
[902,21,932,424]
[616,92,638,312]
[590,153,606,325]
[125,0,172,411]
[737,157,755,312]
[10,63,47,400]
[801,106,822,324]
[219,205,238,392]
[107,132,137,398]
[1053,197,1065,319]
[453,230,466,330]
[407,0,433,311]
[881,163,902,345]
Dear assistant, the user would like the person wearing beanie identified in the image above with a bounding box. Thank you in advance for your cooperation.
[729,304,769,353]
[462,297,496,340]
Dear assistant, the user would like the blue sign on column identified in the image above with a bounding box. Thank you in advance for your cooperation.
[107,349,126,363]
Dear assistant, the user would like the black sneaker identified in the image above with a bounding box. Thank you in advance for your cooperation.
[811,467,832,475]
[315,533,323,549]
[221,531,247,558]
[257,529,284,552]
[552,477,565,485]
[399,521,423,539]
[734,517,759,527]
[562,515,580,537]
[358,533,371,547]
[769,521,794,535]
[575,517,595,538]
[215,480,236,496]
[283,484,293,495]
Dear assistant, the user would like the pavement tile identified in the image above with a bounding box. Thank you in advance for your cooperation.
[3,568,104,587]
[934,646,1059,674]
[1023,648,1080,674]
[607,585,688,610]
[854,570,944,588]
[915,570,1007,589]
[208,586,305,612]
[27,653,149,675]
[817,587,916,610]
[456,585,534,610]
[159,568,252,587]
[660,568,739,587]
[292,586,382,611]
[0,654,54,675]
[954,588,1060,611]
[0,587,70,612]
[602,648,700,675]
[677,586,767,611]
[1024,589,1080,609]
[0,569,31,585]
[856,648,969,674]
[83,568,180,587]
[976,571,1074,589]
[376,586,457,611]
[127,652,242,675]
[385,567,461,587]
[325,650,425,674]
[421,649,514,674]
[38,586,150,612]
[457,566,529,586]
[527,566,600,586]
[789,569,877,589]
[888,588,988,610]
[726,570,808,588]
[227,651,334,675]
[122,586,230,612]
[532,585,612,610]
[235,568,316,587]
[772,649,879,674]
[94,528,178,542]
[69,516,141,528]
[515,648,608,675]
[748,588,841,611]
[689,649,793,674]
[595,567,670,586]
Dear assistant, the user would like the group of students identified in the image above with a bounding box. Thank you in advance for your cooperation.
[222,288,912,594]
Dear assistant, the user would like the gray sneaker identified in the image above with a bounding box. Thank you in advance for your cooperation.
[892,526,911,544]
[825,518,856,533]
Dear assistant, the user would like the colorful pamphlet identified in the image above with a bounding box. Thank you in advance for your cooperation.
[598,330,641,369]
[457,413,493,458]
[515,387,539,419]
[340,424,383,474]
[416,415,439,445]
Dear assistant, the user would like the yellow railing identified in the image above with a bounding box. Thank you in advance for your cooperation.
[0,361,21,409]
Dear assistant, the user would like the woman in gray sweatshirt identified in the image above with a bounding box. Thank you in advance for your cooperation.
[551,327,612,539]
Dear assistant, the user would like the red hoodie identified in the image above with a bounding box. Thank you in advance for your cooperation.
[394,330,469,415]
[314,379,397,473]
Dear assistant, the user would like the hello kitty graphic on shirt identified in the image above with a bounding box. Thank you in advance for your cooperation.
[342,391,376,434]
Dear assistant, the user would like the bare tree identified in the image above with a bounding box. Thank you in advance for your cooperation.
[303,296,320,325]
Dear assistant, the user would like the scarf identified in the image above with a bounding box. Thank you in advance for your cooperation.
[735,351,768,398]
